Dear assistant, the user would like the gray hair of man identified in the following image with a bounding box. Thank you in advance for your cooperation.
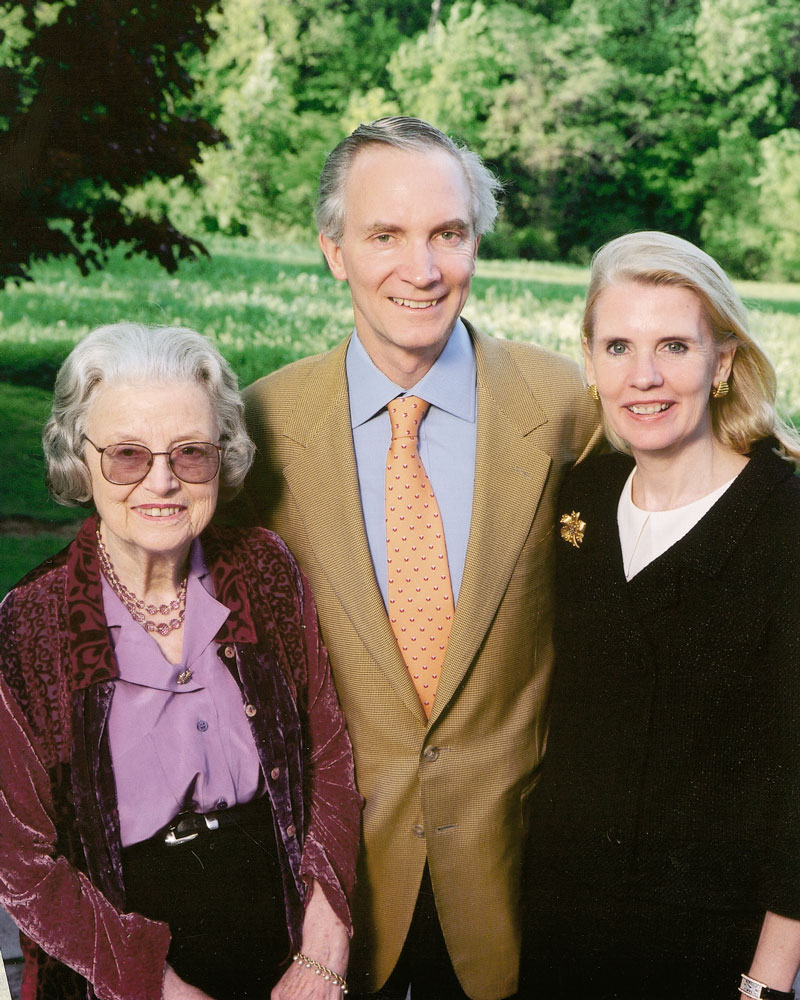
[43,323,255,506]
[315,116,502,244]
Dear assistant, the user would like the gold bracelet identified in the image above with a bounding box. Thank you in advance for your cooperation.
[293,951,348,994]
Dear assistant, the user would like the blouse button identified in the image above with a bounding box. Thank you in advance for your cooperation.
[223,645,235,659]
[244,703,257,718]
[270,767,280,780]
[197,719,209,733]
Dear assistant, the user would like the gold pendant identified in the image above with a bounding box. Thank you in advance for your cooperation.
[559,511,586,548]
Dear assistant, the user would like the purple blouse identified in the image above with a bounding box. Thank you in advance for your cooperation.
[0,517,361,1000]
[104,540,264,846]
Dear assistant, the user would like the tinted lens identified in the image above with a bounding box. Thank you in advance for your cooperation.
[102,444,152,484]
[169,443,220,483]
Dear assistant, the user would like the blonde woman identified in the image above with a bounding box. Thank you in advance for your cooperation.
[522,233,800,1000]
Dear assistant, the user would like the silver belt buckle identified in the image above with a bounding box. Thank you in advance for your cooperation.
[164,815,200,846]
[163,810,221,846]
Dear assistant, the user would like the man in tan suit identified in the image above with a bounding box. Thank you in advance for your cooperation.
[241,118,599,999]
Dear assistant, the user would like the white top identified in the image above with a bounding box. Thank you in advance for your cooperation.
[617,468,737,581]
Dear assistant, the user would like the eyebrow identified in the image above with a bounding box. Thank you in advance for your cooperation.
[360,222,402,236]
[359,218,473,237]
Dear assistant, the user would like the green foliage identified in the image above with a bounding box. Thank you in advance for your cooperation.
[6,0,800,279]
[688,0,800,277]
[144,0,450,237]
[151,0,800,279]
[0,0,222,285]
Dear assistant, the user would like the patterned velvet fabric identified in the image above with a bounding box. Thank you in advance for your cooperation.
[0,516,361,1000]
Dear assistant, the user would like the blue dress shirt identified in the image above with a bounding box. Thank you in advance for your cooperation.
[346,319,477,608]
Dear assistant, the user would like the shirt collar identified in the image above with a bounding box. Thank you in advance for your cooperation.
[103,538,230,688]
[346,318,476,428]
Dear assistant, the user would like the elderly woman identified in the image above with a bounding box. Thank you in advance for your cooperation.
[521,233,800,1000]
[0,324,361,1000]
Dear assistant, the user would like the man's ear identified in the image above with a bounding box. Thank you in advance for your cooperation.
[319,232,347,281]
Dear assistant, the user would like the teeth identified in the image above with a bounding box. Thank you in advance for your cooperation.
[140,507,182,517]
[391,297,439,309]
[629,403,670,415]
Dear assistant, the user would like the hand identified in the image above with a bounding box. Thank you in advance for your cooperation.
[162,964,216,1000]
[271,880,349,1000]
[270,959,345,1000]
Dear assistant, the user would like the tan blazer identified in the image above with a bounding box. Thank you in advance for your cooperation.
[240,321,600,1000]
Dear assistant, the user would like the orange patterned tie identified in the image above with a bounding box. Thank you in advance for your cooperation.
[386,396,453,717]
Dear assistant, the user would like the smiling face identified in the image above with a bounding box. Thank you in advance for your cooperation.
[83,381,220,570]
[319,144,479,387]
[585,281,735,463]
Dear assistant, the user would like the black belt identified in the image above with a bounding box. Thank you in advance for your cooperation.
[159,796,270,847]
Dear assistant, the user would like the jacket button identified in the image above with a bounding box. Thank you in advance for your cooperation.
[270,767,280,780]
[223,645,235,659]
[244,704,257,718]
[411,824,425,838]
[286,824,296,837]
[196,719,209,733]
[423,746,440,762]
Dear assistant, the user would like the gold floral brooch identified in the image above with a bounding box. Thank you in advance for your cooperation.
[559,511,586,548]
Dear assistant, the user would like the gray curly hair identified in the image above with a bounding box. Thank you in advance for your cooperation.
[43,323,255,506]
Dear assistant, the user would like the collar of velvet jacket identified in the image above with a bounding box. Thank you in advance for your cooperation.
[67,514,258,690]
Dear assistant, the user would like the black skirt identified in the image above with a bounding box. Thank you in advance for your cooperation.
[519,886,762,1000]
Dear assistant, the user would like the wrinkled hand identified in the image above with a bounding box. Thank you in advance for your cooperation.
[162,964,216,1000]
[271,880,349,1000]
[270,959,345,1000]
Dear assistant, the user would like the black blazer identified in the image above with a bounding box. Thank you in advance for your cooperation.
[523,438,800,992]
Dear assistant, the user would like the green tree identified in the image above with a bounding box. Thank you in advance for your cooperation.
[162,0,445,236]
[0,0,222,285]
[691,0,800,276]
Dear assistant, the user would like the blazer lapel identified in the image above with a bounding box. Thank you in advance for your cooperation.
[280,341,426,722]
[429,329,555,723]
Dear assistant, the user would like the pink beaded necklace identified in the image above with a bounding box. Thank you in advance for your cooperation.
[96,523,187,636]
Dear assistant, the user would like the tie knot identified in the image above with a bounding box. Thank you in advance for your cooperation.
[388,396,430,441]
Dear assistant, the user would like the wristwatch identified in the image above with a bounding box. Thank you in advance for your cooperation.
[740,974,795,1000]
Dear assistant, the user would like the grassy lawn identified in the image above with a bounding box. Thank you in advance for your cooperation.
[2,235,799,595]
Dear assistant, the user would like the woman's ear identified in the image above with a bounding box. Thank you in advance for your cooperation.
[582,338,595,387]
[716,342,737,384]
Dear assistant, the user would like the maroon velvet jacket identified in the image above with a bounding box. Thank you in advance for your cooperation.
[0,516,361,1000]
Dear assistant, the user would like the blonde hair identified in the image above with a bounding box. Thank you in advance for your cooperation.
[582,231,800,466]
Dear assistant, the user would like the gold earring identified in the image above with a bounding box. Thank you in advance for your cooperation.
[588,384,600,401]
[712,380,730,399]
